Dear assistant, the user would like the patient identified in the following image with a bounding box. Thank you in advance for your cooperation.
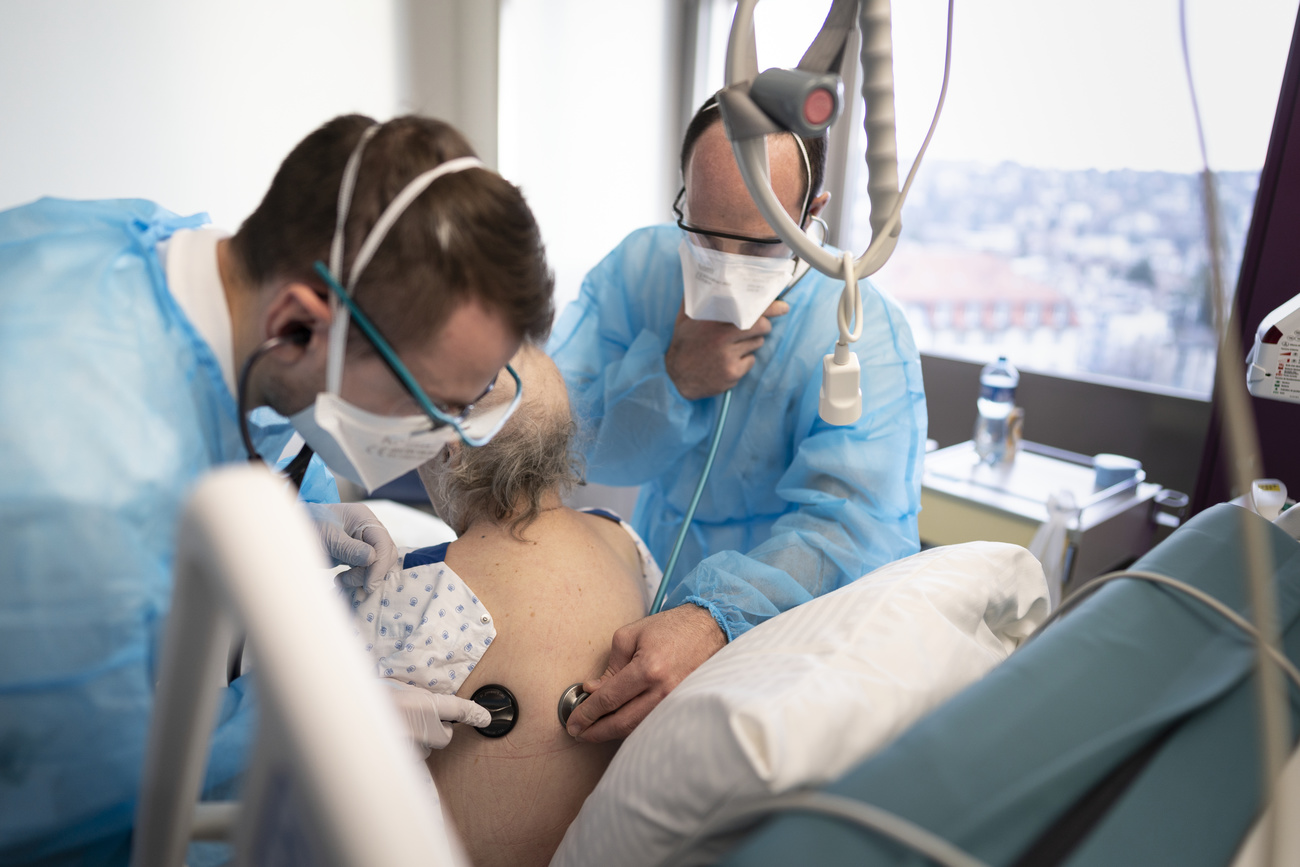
[347,344,658,867]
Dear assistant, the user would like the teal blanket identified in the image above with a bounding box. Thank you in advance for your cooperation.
[723,504,1300,866]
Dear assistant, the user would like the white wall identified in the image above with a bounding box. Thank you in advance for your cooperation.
[497,0,683,314]
[0,0,407,230]
[0,0,685,313]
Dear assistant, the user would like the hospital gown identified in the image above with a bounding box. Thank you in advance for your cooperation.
[0,198,336,865]
[548,225,926,640]
[348,509,663,691]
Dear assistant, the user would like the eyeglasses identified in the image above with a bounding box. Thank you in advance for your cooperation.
[672,187,790,248]
[671,187,814,252]
[313,261,522,447]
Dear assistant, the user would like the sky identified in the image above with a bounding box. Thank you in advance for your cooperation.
[739,0,1299,174]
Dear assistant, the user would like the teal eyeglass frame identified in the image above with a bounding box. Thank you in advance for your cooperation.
[313,261,522,448]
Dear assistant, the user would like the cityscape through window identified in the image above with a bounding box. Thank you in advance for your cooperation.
[705,0,1297,397]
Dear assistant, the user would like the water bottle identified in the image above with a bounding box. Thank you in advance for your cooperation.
[974,356,1020,465]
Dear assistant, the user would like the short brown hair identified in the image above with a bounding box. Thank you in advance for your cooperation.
[231,114,554,350]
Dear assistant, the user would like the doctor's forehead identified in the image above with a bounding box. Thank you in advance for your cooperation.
[405,297,520,405]
[683,123,804,220]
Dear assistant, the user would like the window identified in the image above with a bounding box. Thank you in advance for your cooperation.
[498,0,683,314]
[852,0,1297,396]
[696,0,1297,397]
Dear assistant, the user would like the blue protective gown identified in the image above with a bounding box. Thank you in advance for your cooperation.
[548,225,927,640]
[0,198,336,865]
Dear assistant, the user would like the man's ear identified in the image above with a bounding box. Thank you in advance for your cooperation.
[262,282,333,356]
[807,191,832,221]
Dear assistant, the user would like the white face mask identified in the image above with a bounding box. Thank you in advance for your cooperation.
[679,239,796,330]
[289,393,461,493]
[287,125,497,493]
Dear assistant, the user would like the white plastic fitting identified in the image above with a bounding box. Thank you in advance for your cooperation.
[1252,478,1289,521]
[820,342,862,425]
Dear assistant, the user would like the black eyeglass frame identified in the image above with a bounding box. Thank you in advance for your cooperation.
[672,187,811,247]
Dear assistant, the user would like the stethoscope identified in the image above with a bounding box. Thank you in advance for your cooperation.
[235,331,316,491]
[236,332,532,740]
[648,212,828,617]
[553,216,831,732]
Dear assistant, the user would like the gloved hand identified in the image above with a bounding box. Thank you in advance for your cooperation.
[306,503,400,600]
[382,680,492,757]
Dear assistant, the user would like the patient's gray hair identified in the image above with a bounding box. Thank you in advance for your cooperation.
[419,346,583,539]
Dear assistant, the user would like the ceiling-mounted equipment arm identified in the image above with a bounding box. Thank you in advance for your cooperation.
[715,0,952,425]
[720,0,953,282]
[718,0,900,279]
[857,0,901,266]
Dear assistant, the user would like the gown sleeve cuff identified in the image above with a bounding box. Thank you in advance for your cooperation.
[681,595,740,643]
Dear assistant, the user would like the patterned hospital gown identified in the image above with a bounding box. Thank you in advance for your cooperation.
[346,509,662,696]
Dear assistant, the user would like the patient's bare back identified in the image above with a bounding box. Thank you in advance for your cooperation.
[426,507,647,867]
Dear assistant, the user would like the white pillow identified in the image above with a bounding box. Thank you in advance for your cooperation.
[550,542,1049,867]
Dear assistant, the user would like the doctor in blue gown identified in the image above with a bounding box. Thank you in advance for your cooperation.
[0,114,555,865]
[550,99,927,742]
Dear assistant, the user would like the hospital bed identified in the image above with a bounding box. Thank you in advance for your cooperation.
[135,462,1051,867]
[706,503,1300,866]
[543,503,1300,867]
[131,466,462,867]
[134,467,1298,867]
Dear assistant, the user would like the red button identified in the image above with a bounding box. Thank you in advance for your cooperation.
[803,89,834,125]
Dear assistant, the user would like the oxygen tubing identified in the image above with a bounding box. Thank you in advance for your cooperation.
[649,388,733,615]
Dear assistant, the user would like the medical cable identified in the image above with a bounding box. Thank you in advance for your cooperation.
[649,220,821,616]
[851,0,956,277]
[650,388,734,616]
[279,443,315,492]
[836,250,862,346]
[662,789,990,867]
[828,0,955,280]
[1027,568,1300,691]
[819,252,864,424]
[1178,0,1289,854]
[236,333,299,466]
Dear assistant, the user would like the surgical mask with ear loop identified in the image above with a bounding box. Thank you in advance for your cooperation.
[237,124,522,493]
[676,127,822,331]
[679,241,796,330]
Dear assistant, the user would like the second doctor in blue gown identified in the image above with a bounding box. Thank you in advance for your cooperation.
[549,100,927,741]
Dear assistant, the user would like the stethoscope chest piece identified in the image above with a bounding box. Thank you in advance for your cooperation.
[557,682,590,729]
[471,684,519,738]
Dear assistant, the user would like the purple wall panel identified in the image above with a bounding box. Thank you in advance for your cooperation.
[1195,9,1300,511]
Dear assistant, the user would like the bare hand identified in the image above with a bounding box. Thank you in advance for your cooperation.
[565,604,727,742]
[665,300,789,400]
